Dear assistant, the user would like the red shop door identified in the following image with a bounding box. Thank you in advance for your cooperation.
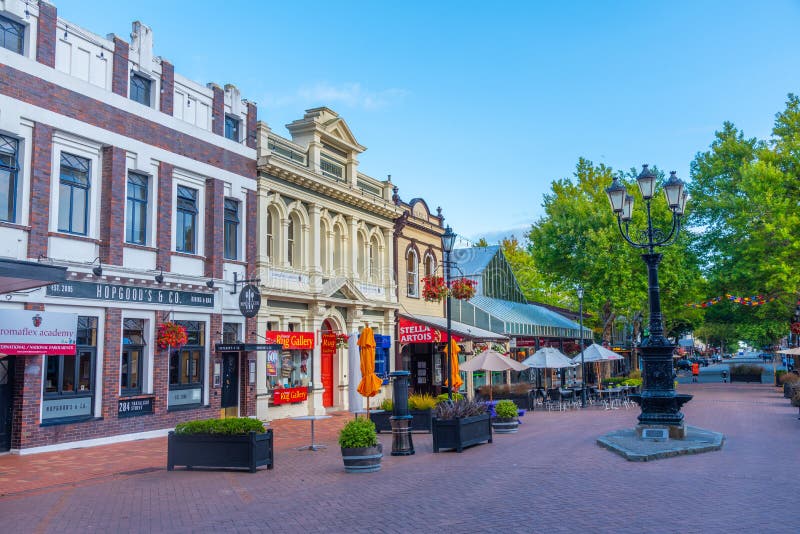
[321,348,333,407]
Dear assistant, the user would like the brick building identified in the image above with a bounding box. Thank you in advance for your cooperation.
[0,1,258,453]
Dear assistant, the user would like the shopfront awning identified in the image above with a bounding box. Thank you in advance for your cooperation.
[399,314,508,343]
[0,258,67,294]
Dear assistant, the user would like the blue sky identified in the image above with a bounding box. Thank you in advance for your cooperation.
[54,0,800,243]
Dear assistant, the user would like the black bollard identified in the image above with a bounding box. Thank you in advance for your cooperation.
[389,371,414,456]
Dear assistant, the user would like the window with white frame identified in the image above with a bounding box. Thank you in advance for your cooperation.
[121,318,146,396]
[223,198,239,260]
[407,249,419,297]
[425,253,436,278]
[0,14,24,55]
[126,172,148,245]
[176,185,198,253]
[224,115,240,142]
[42,316,97,422]
[0,135,20,223]
[57,153,91,235]
[287,216,295,266]
[266,210,273,262]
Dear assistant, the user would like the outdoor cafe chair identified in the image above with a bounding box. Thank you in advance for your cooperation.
[559,388,578,410]
[545,388,564,412]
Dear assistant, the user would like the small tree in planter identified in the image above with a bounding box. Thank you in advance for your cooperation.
[167,417,273,473]
[339,418,382,473]
[432,398,492,453]
[780,372,800,398]
[492,399,520,434]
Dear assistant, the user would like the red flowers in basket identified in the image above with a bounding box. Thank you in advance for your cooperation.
[450,277,477,300]
[335,333,350,349]
[422,275,448,302]
[792,322,800,335]
[157,321,188,349]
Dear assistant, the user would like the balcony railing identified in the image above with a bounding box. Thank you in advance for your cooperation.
[267,136,307,166]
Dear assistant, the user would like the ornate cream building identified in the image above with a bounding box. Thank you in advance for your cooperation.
[253,108,402,418]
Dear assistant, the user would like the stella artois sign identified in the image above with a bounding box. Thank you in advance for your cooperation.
[0,310,78,356]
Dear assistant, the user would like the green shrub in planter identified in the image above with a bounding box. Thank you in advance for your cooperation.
[621,378,643,387]
[175,417,265,435]
[435,392,464,404]
[379,398,393,411]
[338,418,378,448]
[495,399,518,419]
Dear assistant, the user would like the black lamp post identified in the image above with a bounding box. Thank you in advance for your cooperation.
[577,284,586,408]
[441,225,457,400]
[606,165,692,432]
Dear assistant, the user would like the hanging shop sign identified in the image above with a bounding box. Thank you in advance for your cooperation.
[398,318,457,344]
[238,284,261,318]
[0,309,77,356]
[272,386,308,405]
[215,343,282,353]
[514,337,538,347]
[321,333,336,358]
[266,331,315,350]
[47,280,214,308]
[117,397,154,418]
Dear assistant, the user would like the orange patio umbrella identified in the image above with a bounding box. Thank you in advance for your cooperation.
[444,338,463,393]
[357,325,383,415]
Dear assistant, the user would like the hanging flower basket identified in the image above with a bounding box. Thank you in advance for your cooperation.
[157,322,188,350]
[791,322,800,335]
[422,275,448,302]
[335,333,350,349]
[450,278,477,300]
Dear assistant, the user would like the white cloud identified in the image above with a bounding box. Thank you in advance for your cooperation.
[260,82,408,111]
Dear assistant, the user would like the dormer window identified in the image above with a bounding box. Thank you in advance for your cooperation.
[224,115,241,142]
[0,14,24,55]
[130,73,152,106]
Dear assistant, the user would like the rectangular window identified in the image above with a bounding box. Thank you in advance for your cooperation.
[223,198,239,260]
[126,172,148,245]
[0,14,24,55]
[57,153,90,235]
[43,317,97,421]
[176,185,197,253]
[169,321,205,408]
[129,73,152,106]
[224,115,240,142]
[0,135,19,223]
[121,319,146,395]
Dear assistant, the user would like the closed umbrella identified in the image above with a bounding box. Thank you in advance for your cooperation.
[357,326,382,415]
[444,339,463,393]
[460,350,528,400]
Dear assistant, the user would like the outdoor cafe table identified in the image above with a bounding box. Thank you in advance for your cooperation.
[291,414,332,451]
[598,387,624,409]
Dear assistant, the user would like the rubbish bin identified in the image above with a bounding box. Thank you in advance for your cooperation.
[721,370,728,383]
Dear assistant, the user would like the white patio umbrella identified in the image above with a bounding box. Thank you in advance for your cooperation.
[460,350,528,400]
[570,343,623,388]
[521,347,577,389]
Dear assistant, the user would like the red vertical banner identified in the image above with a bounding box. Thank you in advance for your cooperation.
[321,334,336,407]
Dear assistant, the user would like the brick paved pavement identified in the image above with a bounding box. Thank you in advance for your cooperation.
[0,383,796,533]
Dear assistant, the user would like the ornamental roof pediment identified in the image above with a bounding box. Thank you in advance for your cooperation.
[322,277,368,302]
[287,107,366,153]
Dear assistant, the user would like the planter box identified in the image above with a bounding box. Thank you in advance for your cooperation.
[371,409,432,433]
[167,430,273,473]
[432,413,492,453]
[730,374,762,383]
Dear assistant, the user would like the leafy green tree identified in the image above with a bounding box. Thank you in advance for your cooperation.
[527,158,703,340]
[500,236,568,305]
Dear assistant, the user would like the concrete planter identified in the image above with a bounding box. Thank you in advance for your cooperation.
[432,413,492,453]
[341,443,383,473]
[167,430,274,473]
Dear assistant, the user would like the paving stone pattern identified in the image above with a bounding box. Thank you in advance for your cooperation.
[0,383,796,533]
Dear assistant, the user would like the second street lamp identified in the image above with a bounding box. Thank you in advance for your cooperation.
[441,225,457,400]
[605,165,691,435]
[577,284,586,408]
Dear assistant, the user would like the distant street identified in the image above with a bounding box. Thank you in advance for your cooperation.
[676,352,787,384]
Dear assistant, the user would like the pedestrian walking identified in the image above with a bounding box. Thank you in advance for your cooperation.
[691,362,700,383]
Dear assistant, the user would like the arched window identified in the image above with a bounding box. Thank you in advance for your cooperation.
[266,210,273,262]
[406,249,419,297]
[370,235,381,282]
[357,232,367,278]
[424,253,435,278]
[333,224,344,275]
[287,217,295,266]
[320,220,329,273]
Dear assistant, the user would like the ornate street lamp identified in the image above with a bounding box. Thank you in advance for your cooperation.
[441,225,457,400]
[577,284,586,408]
[605,165,692,435]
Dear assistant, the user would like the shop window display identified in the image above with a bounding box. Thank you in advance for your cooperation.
[268,350,310,389]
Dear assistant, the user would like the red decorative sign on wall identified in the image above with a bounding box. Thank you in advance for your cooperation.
[398,318,459,344]
[272,386,309,405]
[321,333,336,356]
[266,331,315,350]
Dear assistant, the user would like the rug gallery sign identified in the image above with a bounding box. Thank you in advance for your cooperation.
[47,281,214,308]
[0,309,77,355]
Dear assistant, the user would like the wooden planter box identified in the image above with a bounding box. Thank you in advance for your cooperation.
[167,430,274,473]
[371,409,433,433]
[730,374,762,383]
[432,413,492,453]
